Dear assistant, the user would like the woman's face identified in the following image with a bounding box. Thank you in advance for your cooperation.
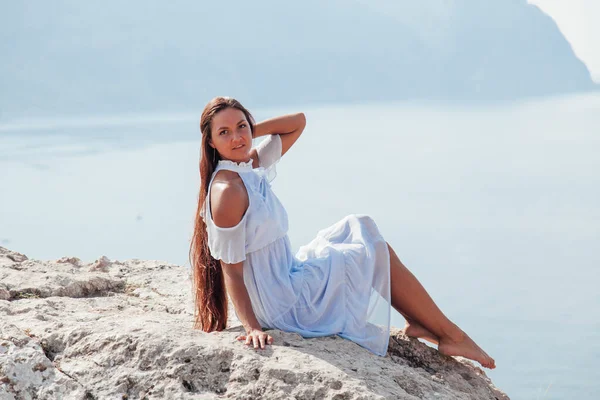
[209,107,253,162]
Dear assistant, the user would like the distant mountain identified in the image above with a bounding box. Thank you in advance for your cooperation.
[356,0,596,96]
[0,0,596,120]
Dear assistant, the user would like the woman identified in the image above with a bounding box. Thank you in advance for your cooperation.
[190,96,496,369]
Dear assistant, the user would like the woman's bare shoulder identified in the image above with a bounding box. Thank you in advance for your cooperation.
[210,171,249,228]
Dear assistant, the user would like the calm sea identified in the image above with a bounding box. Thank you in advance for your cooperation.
[1,93,599,399]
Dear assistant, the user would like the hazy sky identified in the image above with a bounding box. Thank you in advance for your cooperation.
[529,0,600,82]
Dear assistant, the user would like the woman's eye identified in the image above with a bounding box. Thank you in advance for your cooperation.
[220,130,227,135]
[240,124,246,128]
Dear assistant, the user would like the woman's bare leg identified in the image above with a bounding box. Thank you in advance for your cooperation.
[392,302,439,344]
[387,242,496,369]
[399,312,439,345]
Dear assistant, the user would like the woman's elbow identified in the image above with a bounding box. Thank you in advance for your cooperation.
[298,112,306,128]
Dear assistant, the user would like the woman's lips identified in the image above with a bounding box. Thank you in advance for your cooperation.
[233,145,245,150]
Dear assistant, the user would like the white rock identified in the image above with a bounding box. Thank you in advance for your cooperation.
[0,246,509,399]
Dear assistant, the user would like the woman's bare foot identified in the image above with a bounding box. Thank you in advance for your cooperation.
[402,321,439,345]
[438,330,496,369]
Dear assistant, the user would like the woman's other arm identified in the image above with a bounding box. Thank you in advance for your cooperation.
[220,260,273,349]
[220,259,258,331]
[211,177,273,349]
[254,112,306,157]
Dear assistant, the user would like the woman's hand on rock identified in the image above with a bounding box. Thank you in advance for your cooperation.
[237,328,274,350]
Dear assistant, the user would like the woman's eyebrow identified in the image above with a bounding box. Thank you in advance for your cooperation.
[217,119,246,131]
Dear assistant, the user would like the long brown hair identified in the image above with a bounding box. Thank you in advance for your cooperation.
[190,96,255,332]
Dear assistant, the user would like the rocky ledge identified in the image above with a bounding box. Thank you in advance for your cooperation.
[0,246,508,399]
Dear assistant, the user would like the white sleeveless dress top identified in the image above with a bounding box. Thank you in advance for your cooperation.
[200,134,392,356]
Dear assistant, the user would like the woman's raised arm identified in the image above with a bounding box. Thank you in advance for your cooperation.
[254,112,306,157]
